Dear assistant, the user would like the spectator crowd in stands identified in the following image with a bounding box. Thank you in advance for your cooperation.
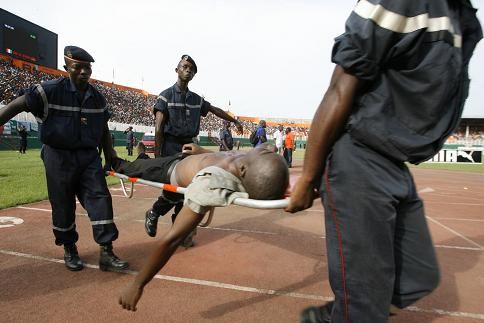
[0,59,156,126]
[2,59,482,145]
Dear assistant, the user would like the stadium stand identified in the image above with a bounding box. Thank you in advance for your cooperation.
[1,53,482,147]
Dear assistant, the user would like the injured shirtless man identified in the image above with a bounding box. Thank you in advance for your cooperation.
[114,143,289,311]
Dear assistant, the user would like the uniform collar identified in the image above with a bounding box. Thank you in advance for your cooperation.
[66,77,93,101]
[173,83,192,98]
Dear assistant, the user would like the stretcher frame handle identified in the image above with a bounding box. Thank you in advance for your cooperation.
[106,171,289,209]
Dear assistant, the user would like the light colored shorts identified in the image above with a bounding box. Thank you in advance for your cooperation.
[184,166,249,214]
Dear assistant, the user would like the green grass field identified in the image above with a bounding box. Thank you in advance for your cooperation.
[0,147,483,209]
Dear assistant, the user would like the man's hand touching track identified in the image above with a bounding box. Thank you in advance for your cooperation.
[118,284,143,312]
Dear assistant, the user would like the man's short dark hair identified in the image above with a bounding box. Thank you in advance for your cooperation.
[242,154,288,200]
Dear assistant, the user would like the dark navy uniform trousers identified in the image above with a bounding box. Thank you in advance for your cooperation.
[151,137,191,222]
[320,133,439,323]
[41,145,118,246]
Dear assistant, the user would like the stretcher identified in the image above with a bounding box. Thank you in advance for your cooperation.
[106,171,289,227]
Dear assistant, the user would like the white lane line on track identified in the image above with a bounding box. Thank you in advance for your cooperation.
[9,208,482,250]
[433,217,484,222]
[134,220,280,236]
[427,216,483,249]
[425,202,484,206]
[16,206,88,217]
[405,306,484,320]
[1,248,483,320]
[434,244,483,251]
[16,206,51,212]
[15,207,120,219]
[0,249,328,301]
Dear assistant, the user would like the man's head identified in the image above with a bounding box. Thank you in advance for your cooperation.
[285,127,291,134]
[63,46,94,90]
[278,125,283,131]
[259,120,266,128]
[223,121,231,129]
[237,144,289,200]
[176,55,197,82]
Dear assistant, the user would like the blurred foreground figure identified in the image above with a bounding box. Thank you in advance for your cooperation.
[286,1,482,322]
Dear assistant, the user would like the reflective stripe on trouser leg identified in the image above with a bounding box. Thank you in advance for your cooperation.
[76,149,119,244]
[41,145,79,246]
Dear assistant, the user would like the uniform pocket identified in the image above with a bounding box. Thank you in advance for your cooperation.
[81,113,105,147]
[41,111,79,148]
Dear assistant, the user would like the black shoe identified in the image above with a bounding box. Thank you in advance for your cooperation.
[64,244,83,271]
[99,244,129,272]
[300,301,333,323]
[145,209,159,237]
[182,229,197,248]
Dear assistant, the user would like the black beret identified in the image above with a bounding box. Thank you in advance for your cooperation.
[180,54,197,73]
[64,46,95,63]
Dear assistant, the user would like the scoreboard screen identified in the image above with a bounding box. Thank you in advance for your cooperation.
[0,9,57,69]
[3,23,40,62]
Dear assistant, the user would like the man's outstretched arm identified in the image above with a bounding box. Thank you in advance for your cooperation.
[118,206,204,311]
[208,105,243,134]
[154,110,166,157]
[285,65,360,213]
[0,96,28,125]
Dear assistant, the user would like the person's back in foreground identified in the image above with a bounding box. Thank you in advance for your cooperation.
[118,143,289,311]
[286,1,482,322]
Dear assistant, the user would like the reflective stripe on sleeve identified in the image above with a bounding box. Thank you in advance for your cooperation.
[36,84,49,123]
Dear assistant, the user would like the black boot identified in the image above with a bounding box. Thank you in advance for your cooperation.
[99,244,129,272]
[63,244,83,271]
[300,301,333,323]
[145,209,159,237]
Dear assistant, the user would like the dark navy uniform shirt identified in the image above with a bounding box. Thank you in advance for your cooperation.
[23,77,108,150]
[219,128,234,150]
[333,0,482,164]
[154,83,210,140]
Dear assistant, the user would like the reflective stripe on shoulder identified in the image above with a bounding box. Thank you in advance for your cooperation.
[354,0,461,48]
[36,84,49,123]
[157,95,168,103]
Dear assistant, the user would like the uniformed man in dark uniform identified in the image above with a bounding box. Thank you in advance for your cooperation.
[124,126,134,156]
[219,120,234,151]
[0,46,129,272]
[286,1,482,322]
[145,55,243,247]
[17,124,28,153]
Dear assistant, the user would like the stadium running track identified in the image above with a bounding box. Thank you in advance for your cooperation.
[1,158,484,322]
